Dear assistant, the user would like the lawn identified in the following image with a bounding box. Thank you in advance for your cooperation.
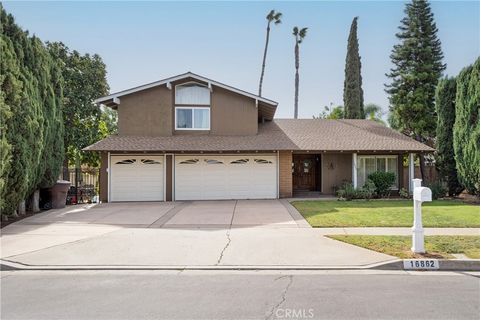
[292,200,479,227]
[328,235,480,259]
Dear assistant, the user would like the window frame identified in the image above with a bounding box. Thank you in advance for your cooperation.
[357,155,399,190]
[174,106,211,131]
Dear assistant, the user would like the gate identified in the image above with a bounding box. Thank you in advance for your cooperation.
[67,167,99,204]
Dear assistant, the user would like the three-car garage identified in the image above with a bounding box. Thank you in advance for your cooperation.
[108,154,278,202]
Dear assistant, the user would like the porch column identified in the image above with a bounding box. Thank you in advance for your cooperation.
[408,153,415,194]
[352,153,358,189]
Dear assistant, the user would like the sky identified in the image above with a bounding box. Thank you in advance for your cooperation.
[3,1,479,119]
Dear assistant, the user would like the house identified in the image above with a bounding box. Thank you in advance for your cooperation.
[85,72,434,202]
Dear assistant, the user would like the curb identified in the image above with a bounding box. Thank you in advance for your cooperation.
[2,259,479,272]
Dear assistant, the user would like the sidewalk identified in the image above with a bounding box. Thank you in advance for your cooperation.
[313,227,480,236]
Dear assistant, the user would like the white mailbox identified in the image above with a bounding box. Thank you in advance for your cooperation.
[414,187,432,202]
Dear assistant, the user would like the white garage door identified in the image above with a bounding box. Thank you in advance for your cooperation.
[110,155,164,202]
[175,155,277,200]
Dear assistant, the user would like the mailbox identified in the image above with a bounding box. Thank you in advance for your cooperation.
[414,187,432,202]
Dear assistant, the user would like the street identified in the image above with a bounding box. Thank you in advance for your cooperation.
[1,270,478,320]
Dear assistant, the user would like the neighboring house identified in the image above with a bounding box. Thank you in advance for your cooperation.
[85,72,433,202]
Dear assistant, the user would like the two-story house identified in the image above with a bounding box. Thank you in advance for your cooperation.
[85,72,433,202]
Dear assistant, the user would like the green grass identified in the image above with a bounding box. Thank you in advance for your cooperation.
[328,235,480,259]
[292,200,480,228]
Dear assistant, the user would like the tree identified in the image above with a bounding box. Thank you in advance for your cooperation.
[343,17,364,119]
[47,42,110,174]
[435,77,463,196]
[314,103,344,119]
[293,26,307,119]
[453,58,480,195]
[1,5,64,216]
[385,0,445,181]
[258,10,282,97]
[364,103,385,124]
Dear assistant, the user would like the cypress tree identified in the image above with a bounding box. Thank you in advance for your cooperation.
[385,0,445,180]
[435,77,462,196]
[343,17,364,119]
[453,58,480,195]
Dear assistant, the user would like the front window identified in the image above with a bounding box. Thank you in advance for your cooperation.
[175,82,210,130]
[357,155,398,189]
[175,107,210,130]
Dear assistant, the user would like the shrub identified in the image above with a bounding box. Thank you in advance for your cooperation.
[368,171,396,198]
[427,181,447,200]
[337,183,358,201]
[399,188,410,199]
[360,179,376,200]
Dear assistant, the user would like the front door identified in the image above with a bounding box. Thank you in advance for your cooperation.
[293,155,316,191]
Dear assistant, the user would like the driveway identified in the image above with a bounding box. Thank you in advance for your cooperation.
[1,200,395,268]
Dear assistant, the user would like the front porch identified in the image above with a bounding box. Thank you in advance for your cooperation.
[280,151,422,198]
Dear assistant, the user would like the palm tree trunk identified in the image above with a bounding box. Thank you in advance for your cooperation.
[258,23,271,97]
[294,40,300,119]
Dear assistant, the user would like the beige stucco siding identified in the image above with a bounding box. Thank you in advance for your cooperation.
[209,87,258,135]
[118,86,173,136]
[321,153,352,195]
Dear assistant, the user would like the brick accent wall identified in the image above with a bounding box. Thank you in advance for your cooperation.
[279,151,293,198]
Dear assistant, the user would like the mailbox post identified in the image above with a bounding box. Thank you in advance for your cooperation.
[411,179,432,253]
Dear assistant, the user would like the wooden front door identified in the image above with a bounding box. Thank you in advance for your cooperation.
[293,155,316,191]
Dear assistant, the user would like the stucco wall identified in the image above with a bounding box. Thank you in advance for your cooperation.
[279,151,293,198]
[321,153,352,195]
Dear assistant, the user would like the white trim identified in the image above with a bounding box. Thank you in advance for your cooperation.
[166,82,172,90]
[352,153,358,189]
[112,97,120,105]
[172,154,176,201]
[276,151,280,198]
[107,152,111,203]
[94,72,278,106]
[175,107,211,130]
[409,153,415,194]
[357,155,399,190]
[163,154,167,201]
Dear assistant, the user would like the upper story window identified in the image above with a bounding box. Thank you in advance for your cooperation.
[175,82,210,130]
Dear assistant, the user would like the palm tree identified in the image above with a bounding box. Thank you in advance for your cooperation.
[293,26,308,119]
[364,103,386,124]
[258,10,282,97]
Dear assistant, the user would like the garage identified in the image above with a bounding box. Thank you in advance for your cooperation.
[110,155,164,202]
[174,155,277,200]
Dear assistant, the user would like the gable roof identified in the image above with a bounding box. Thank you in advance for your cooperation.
[84,119,434,153]
[95,72,278,107]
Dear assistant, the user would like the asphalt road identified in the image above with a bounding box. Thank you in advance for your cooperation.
[1,270,478,320]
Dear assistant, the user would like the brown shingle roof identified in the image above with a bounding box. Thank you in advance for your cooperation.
[84,119,434,152]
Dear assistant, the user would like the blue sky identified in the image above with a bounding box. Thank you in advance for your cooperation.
[3,1,479,119]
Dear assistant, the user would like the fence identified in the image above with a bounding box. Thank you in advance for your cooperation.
[67,167,99,204]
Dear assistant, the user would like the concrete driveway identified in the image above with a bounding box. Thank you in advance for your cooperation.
[1,201,395,268]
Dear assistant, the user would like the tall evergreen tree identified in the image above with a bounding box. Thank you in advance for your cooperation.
[435,77,462,196]
[385,0,445,180]
[343,17,364,119]
[1,5,64,216]
[453,58,480,195]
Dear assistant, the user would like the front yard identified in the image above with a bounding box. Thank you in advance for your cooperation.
[328,235,480,259]
[292,200,480,228]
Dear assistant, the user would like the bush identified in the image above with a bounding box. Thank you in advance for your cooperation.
[427,181,447,200]
[360,179,376,200]
[368,172,396,198]
[399,188,410,199]
[337,183,358,201]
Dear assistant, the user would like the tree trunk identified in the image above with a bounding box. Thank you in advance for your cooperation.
[258,23,271,97]
[17,200,26,215]
[27,190,40,213]
[294,41,300,119]
[62,157,69,181]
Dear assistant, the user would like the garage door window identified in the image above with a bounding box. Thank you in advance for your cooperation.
[254,158,273,164]
[205,159,224,164]
[141,159,161,164]
[115,159,136,164]
[179,159,199,164]
[230,159,249,164]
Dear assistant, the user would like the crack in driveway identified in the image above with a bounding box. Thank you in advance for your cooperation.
[265,275,294,320]
[216,201,237,265]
